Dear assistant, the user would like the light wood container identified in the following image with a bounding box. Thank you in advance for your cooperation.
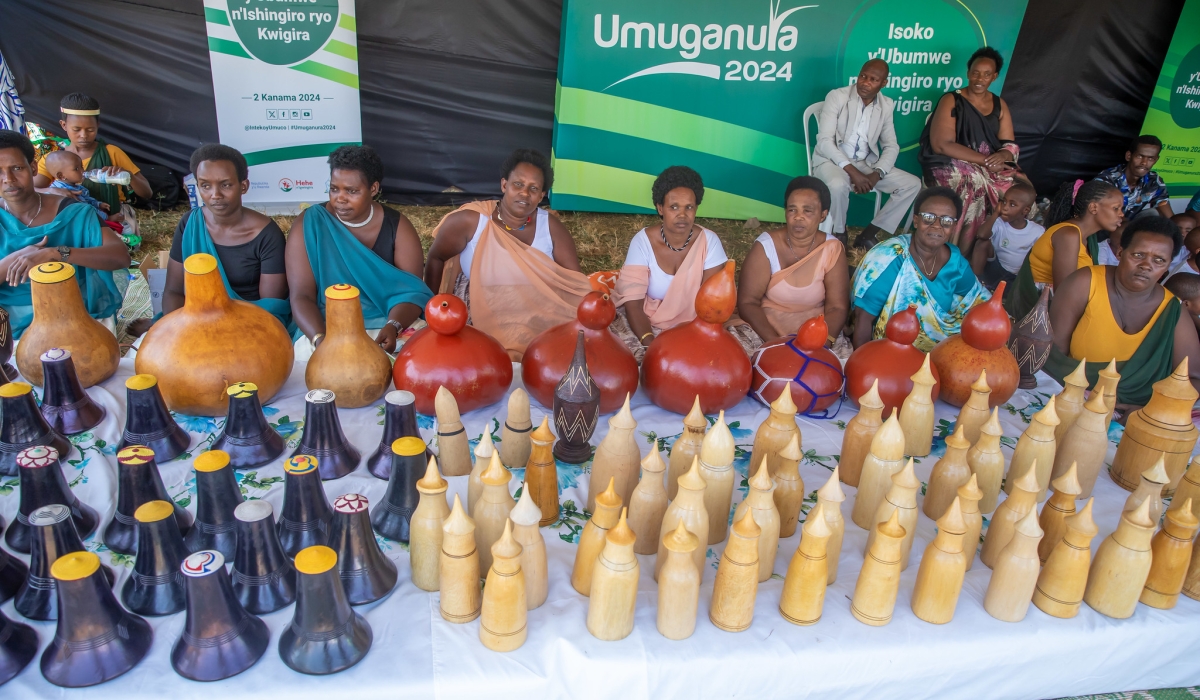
[1084,499,1155,619]
[656,457,709,580]
[710,510,761,632]
[1005,396,1059,500]
[733,458,781,581]
[510,486,548,609]
[480,521,527,652]
[774,434,805,538]
[572,478,623,596]
[628,448,669,555]
[864,458,921,570]
[1038,463,1081,563]
[817,467,846,584]
[968,408,1005,514]
[779,502,831,626]
[588,393,641,511]
[983,509,1044,622]
[499,388,533,470]
[1052,392,1110,500]
[1096,359,1121,431]
[1172,456,1200,522]
[959,474,984,572]
[306,284,391,408]
[440,495,481,623]
[587,509,639,641]
[1123,455,1169,526]
[475,452,516,573]
[467,431,494,516]
[851,510,906,626]
[1140,498,1199,610]
[953,370,992,444]
[667,396,707,500]
[851,408,905,530]
[524,417,559,526]
[911,497,967,624]
[899,354,937,457]
[923,424,972,521]
[1181,528,1200,602]
[1033,498,1098,618]
[1054,359,1089,443]
[981,466,1040,569]
[749,386,801,478]
[699,411,736,545]
[18,263,119,388]
[656,521,700,640]
[411,456,450,592]
[840,379,884,488]
[1112,360,1199,495]
[435,386,473,477]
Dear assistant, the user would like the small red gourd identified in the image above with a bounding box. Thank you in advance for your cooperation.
[392,294,513,414]
[521,291,639,413]
[750,315,845,414]
[844,305,939,415]
[930,281,1019,407]
[642,260,752,414]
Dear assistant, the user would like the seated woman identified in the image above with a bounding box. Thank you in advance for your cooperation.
[425,149,590,359]
[1005,179,1123,321]
[851,186,990,352]
[0,129,129,336]
[736,176,849,352]
[610,166,729,360]
[1045,216,1200,410]
[284,145,432,358]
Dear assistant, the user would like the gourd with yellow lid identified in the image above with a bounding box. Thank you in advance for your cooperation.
[305,284,393,408]
[16,262,119,388]
[135,253,294,416]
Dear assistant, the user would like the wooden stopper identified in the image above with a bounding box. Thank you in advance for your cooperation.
[733,457,781,582]
[840,379,884,488]
[588,393,641,512]
[1005,396,1060,500]
[779,503,831,625]
[1123,455,1169,526]
[509,486,548,610]
[1038,463,1081,564]
[817,466,846,584]
[524,417,559,526]
[911,497,967,624]
[440,495,481,623]
[572,478,623,596]
[710,509,761,632]
[467,429,494,516]
[656,456,709,580]
[749,385,801,478]
[1096,358,1121,431]
[981,466,1040,569]
[1140,498,1199,610]
[480,520,527,652]
[968,408,1005,514]
[774,433,805,539]
[587,508,639,641]
[657,521,700,640]
[1033,498,1098,618]
[851,510,905,626]
[411,456,450,591]
[923,424,971,521]
[667,396,707,501]
[898,354,937,457]
[628,447,669,556]
[1054,358,1089,443]
[958,474,984,572]
[851,408,905,530]
[435,386,472,476]
[475,452,515,573]
[1084,498,1155,618]
[499,388,533,469]
[953,370,992,444]
[1172,456,1200,523]
[1052,391,1109,500]
[864,458,920,570]
[699,410,736,544]
[984,509,1044,622]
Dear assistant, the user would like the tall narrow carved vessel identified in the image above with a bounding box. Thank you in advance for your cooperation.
[959,474,984,572]
[475,452,516,573]
[749,388,800,477]
[923,425,971,520]
[119,375,190,462]
[290,389,360,480]
[1052,392,1109,500]
[851,409,905,530]
[1084,499,1155,619]
[628,448,669,556]
[980,466,1040,569]
[277,455,333,557]
[171,550,270,682]
[306,285,391,408]
[1096,359,1121,430]
[1123,456,1169,526]
[122,500,188,616]
[710,510,761,632]
[910,498,967,624]
[434,386,472,477]
[184,449,244,559]
[983,509,1044,622]
[553,332,601,464]
[851,510,905,626]
[1033,498,1097,618]
[105,445,192,555]
[480,521,527,652]
[330,494,398,605]
[657,521,700,640]
[588,393,641,510]
[367,390,428,481]
[17,262,118,388]
[656,457,709,580]
[968,408,1005,514]
[7,445,97,554]
[588,509,639,641]
[15,504,114,621]
[499,389,533,469]
[1173,456,1200,521]
[572,478,623,595]
[1038,464,1082,563]
[410,457,450,592]
[38,348,105,435]
[1054,359,1089,443]
[1112,359,1199,495]
[898,354,937,457]
[439,495,481,623]
[774,434,805,538]
[953,370,992,444]
[524,418,559,526]
[700,411,736,544]
[468,431,494,516]
[865,458,920,570]
[734,458,781,581]
[136,254,293,415]
[212,382,286,470]
[370,437,429,542]
[510,487,548,609]
[1009,284,1054,389]
[0,383,71,477]
[839,379,883,488]
[779,503,831,625]
[231,500,296,614]
[667,396,706,499]
[818,468,846,584]
[1140,498,1199,609]
[280,546,373,675]
[1005,396,1059,500]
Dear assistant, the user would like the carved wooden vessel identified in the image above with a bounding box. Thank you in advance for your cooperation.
[628,448,668,556]
[733,459,781,582]
[779,502,831,626]
[1033,498,1097,618]
[1084,498,1154,619]
[923,425,971,521]
[588,393,640,511]
[839,379,883,488]
[851,511,905,626]
[851,409,905,530]
[572,478,622,596]
[910,498,967,624]
[1111,359,1199,495]
[983,509,1044,622]
[587,509,639,641]
[710,510,761,632]
[667,396,706,500]
[656,457,709,580]
[657,522,700,640]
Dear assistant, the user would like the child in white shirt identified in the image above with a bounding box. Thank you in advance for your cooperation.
[970,183,1043,290]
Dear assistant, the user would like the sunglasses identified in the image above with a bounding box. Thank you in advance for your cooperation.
[917,212,958,229]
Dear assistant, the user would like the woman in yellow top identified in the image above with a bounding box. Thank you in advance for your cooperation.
[1046,216,1200,411]
[1005,179,1123,320]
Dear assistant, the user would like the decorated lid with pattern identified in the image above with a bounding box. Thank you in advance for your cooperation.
[227,382,259,397]
[40,347,70,362]
[182,550,225,577]
[334,493,369,514]
[284,455,319,475]
[29,261,75,284]
[118,445,156,465]
[17,445,58,469]
[305,389,335,404]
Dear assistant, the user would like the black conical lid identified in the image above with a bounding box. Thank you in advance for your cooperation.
[39,349,105,435]
[104,445,193,555]
[213,383,285,469]
[6,445,98,554]
[120,501,187,616]
[119,375,190,462]
[366,390,429,480]
[329,495,397,605]
[184,450,244,559]
[0,383,71,477]
[290,390,360,480]
[278,455,333,557]
[232,500,296,614]
[278,546,372,675]
[172,550,270,682]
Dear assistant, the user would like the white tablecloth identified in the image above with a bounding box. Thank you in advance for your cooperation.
[3,354,1199,699]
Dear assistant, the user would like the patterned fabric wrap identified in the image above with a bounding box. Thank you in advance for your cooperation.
[0,50,23,132]
[928,141,1020,249]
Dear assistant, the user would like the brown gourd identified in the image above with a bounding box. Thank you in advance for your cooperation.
[440,495,481,623]
[17,262,119,388]
[1054,359,1089,443]
[839,379,884,488]
[588,394,641,511]
[1122,455,1169,526]
[1140,498,1199,610]
[1112,360,1198,495]
[656,457,709,580]
[749,387,800,478]
[586,509,638,641]
[480,520,527,652]
[1084,499,1155,619]
[983,509,1044,622]
[923,424,971,521]
[656,521,701,640]
[817,467,846,584]
[959,474,985,572]
[779,503,831,626]
[699,411,736,544]
[774,434,804,538]
[898,354,937,457]
[499,388,533,470]
[474,452,515,573]
[709,510,761,632]
[467,431,494,517]
[628,448,669,556]
[864,458,920,570]
[1004,396,1059,500]
[524,417,559,526]
[305,285,391,408]
[1038,463,1081,564]
[509,486,548,610]
[953,370,992,444]
[1033,498,1097,618]
[850,408,905,530]
[910,497,967,624]
[980,466,1040,569]
[572,478,623,596]
[733,458,781,582]
[410,456,449,592]
[435,387,472,477]
[851,510,905,626]
[968,408,1005,514]
[667,396,707,500]
[1052,392,1110,500]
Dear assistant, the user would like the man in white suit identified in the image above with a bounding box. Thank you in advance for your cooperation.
[813,59,921,250]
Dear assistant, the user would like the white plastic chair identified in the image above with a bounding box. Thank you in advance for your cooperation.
[803,100,880,234]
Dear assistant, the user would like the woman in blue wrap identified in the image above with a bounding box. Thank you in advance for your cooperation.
[0,129,127,337]
[285,145,432,358]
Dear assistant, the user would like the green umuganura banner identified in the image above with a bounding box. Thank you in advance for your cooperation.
[552,0,1029,221]
[1141,0,1200,198]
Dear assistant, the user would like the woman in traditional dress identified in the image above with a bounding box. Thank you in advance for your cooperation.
[918,47,1026,255]
[1046,216,1200,409]
[0,130,128,336]
[610,166,729,360]
[424,148,589,360]
[285,145,432,358]
[736,175,849,352]
[851,186,990,351]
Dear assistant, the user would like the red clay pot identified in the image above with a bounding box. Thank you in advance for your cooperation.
[750,315,845,414]
[844,306,940,415]
[930,282,1018,407]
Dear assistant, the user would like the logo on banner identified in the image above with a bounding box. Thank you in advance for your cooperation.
[227,0,341,66]
[279,178,294,192]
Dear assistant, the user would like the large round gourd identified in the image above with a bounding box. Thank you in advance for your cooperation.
[844,305,939,415]
[305,284,391,408]
[16,262,119,388]
[930,281,1018,407]
[134,253,294,416]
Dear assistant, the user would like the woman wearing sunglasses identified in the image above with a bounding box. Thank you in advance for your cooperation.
[850,186,990,351]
